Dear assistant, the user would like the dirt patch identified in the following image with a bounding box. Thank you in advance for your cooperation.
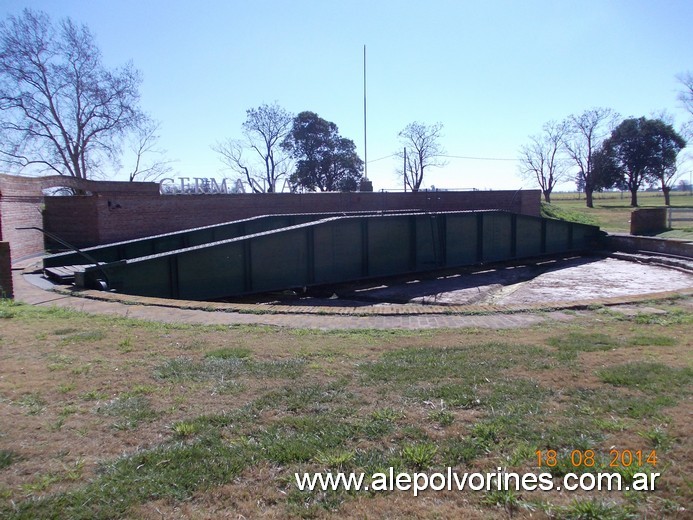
[495,257,693,305]
[252,256,693,308]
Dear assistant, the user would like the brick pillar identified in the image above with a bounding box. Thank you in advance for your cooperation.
[630,208,667,235]
[0,242,13,299]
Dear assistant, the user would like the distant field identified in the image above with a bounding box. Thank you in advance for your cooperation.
[546,191,693,238]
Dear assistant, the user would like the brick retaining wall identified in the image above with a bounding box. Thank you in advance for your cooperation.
[630,207,667,235]
[0,191,45,262]
[1,174,157,262]
[44,189,540,247]
[0,242,12,298]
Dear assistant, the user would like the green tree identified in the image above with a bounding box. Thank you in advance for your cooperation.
[282,111,363,192]
[646,121,687,205]
[601,117,686,206]
[589,145,623,195]
[0,9,145,179]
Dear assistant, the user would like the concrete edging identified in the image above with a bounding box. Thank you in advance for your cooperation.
[605,233,693,258]
[45,277,693,317]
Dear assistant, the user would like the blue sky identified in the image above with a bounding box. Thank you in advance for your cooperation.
[3,0,692,191]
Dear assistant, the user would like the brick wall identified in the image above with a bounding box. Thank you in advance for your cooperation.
[2,173,541,257]
[0,242,13,298]
[44,189,541,247]
[0,174,157,262]
[630,208,667,235]
[0,190,46,262]
[42,196,101,251]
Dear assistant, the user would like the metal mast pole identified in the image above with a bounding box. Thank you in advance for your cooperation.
[403,147,407,192]
[363,44,368,180]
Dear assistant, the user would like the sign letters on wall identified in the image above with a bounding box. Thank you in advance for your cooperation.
[159,177,238,195]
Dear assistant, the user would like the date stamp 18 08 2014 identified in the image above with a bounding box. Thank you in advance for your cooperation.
[536,449,658,469]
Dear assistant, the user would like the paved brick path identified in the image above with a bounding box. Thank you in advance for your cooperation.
[11,268,692,330]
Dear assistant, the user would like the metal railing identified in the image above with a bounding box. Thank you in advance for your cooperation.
[667,207,693,229]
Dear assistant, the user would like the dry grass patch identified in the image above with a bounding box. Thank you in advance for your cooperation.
[0,299,690,519]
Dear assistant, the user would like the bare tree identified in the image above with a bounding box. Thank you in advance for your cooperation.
[676,72,693,141]
[214,102,293,193]
[0,9,144,179]
[655,152,687,206]
[518,120,569,203]
[562,108,619,207]
[397,121,446,192]
[125,119,175,182]
[677,71,693,116]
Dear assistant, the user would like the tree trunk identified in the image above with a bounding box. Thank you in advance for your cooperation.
[662,186,671,206]
[543,190,551,203]
[585,189,594,208]
[630,188,638,207]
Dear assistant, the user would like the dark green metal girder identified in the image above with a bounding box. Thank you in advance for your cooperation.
[43,210,603,301]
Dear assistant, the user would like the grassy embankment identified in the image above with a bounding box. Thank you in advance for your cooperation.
[544,191,693,239]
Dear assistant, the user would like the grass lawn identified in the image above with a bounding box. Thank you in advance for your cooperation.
[0,299,691,518]
[546,191,693,238]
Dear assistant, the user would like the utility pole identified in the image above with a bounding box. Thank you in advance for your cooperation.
[363,45,368,181]
[403,147,407,192]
